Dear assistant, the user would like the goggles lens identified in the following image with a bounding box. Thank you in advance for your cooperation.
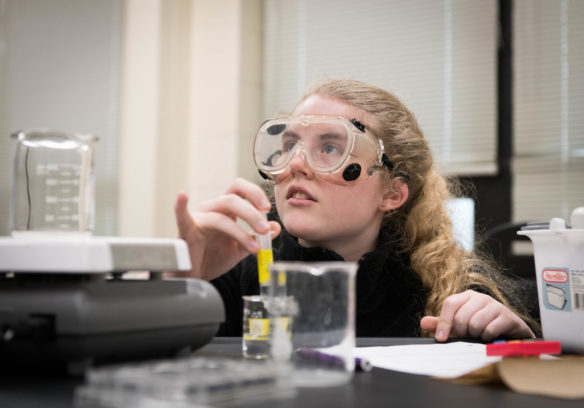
[254,116,380,176]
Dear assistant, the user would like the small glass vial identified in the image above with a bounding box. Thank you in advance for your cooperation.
[242,295,270,359]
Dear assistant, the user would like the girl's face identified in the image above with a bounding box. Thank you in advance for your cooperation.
[274,94,392,256]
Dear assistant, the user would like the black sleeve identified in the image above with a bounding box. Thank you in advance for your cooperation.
[210,255,260,336]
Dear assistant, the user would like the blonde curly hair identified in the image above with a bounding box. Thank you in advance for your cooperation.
[297,78,537,332]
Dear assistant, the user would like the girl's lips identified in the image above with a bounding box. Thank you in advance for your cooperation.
[286,185,316,202]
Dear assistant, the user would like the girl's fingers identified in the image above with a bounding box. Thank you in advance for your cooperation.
[466,302,501,339]
[196,193,271,235]
[479,314,518,342]
[420,316,439,333]
[268,220,282,239]
[434,291,471,341]
[194,211,260,253]
[179,179,273,238]
[423,290,536,342]
[450,292,491,337]
[175,192,195,238]
[225,178,272,212]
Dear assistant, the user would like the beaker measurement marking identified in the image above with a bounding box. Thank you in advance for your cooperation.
[35,165,48,175]
[53,179,79,186]
[53,214,78,221]
[45,179,79,188]
[45,196,78,204]
[36,164,80,174]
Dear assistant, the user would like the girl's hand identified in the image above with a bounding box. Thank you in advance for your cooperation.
[172,178,281,281]
[420,290,535,342]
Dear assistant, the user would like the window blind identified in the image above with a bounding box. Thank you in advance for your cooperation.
[261,0,497,176]
[513,0,584,223]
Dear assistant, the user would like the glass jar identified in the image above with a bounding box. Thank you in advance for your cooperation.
[10,129,98,236]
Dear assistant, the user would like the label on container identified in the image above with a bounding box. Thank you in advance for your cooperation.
[572,269,584,311]
[257,249,273,284]
[541,267,584,312]
[244,318,270,341]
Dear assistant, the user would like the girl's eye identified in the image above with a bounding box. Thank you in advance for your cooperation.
[283,140,297,152]
[322,144,341,155]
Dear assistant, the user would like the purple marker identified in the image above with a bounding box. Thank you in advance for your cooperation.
[355,356,372,372]
[294,348,372,372]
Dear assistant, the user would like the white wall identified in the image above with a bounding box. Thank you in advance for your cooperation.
[0,0,122,236]
[0,0,262,237]
[119,0,262,238]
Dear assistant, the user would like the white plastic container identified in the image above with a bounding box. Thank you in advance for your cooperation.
[518,207,584,353]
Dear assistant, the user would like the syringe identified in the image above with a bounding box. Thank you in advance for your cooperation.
[256,211,273,296]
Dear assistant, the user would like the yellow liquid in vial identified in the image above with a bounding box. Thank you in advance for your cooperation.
[257,248,273,285]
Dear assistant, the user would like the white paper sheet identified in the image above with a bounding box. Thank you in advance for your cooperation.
[354,342,502,378]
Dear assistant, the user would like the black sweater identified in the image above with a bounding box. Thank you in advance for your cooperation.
[211,227,428,337]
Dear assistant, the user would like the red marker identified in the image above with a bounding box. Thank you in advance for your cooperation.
[486,340,561,357]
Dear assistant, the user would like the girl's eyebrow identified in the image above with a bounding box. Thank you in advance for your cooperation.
[282,129,347,147]
[283,130,344,140]
[282,130,299,139]
[317,132,344,140]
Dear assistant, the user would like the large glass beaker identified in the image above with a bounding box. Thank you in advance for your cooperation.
[10,129,98,236]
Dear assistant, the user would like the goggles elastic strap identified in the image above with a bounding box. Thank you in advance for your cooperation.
[258,169,270,180]
[350,118,366,132]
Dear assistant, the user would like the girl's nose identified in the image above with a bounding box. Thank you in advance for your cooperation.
[288,150,314,178]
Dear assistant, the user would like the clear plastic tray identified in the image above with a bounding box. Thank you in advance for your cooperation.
[74,356,295,408]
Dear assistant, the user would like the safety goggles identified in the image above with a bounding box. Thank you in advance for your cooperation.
[253,115,389,181]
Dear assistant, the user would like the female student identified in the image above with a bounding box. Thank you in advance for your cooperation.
[174,79,536,341]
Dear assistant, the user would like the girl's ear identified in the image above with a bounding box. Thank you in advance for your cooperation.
[380,179,409,212]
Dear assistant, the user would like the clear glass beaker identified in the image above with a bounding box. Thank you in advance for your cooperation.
[268,262,357,387]
[9,129,98,236]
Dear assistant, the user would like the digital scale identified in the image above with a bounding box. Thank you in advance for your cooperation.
[0,129,225,375]
[0,236,225,375]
